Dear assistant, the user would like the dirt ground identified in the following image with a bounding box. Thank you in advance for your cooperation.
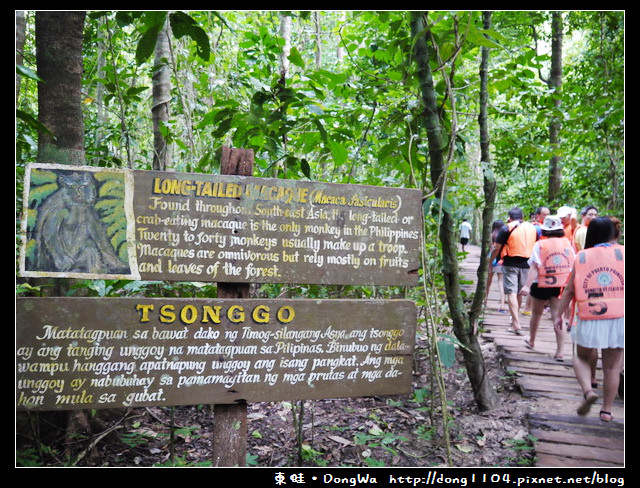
[16,331,537,468]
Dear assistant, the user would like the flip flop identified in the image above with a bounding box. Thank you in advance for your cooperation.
[507,327,523,335]
[600,411,613,422]
[577,391,598,416]
[524,338,535,350]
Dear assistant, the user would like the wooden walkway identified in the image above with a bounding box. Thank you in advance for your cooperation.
[460,246,624,467]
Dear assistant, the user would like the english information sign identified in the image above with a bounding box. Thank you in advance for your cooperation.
[19,163,423,286]
[16,297,417,410]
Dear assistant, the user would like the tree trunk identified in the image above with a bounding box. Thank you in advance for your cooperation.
[36,11,86,165]
[16,11,26,100]
[471,11,498,326]
[279,13,292,78]
[152,19,172,170]
[34,10,100,463]
[547,12,563,203]
[410,11,499,412]
[314,12,322,69]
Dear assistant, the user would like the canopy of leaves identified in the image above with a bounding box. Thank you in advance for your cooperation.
[17,10,624,222]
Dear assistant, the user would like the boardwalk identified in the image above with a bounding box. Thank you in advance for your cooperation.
[460,246,624,467]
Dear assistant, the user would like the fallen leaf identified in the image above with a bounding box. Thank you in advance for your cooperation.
[455,443,473,453]
[328,435,353,446]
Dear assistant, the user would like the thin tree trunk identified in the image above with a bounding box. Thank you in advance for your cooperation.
[410,11,499,412]
[471,11,498,327]
[279,13,292,78]
[547,12,563,203]
[336,12,346,63]
[314,12,322,69]
[16,11,26,101]
[152,19,172,171]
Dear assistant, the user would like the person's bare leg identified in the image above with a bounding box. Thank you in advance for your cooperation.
[526,298,545,347]
[600,348,623,421]
[506,293,520,331]
[589,349,598,386]
[549,297,564,359]
[574,345,599,415]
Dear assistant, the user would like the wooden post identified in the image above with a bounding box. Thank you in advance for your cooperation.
[212,147,254,467]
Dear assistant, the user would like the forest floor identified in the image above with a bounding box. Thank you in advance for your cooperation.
[16,328,537,469]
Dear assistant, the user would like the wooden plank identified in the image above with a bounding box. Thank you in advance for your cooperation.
[19,162,423,286]
[16,297,417,411]
[530,428,624,450]
[529,413,624,431]
[534,441,623,465]
[535,453,620,468]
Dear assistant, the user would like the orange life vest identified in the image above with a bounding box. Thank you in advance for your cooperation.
[538,237,574,288]
[574,244,624,320]
[500,221,537,259]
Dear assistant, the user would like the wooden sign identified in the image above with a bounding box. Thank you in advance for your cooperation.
[19,163,423,286]
[16,297,417,411]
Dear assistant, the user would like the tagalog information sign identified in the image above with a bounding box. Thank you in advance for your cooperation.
[16,298,417,411]
[19,163,423,286]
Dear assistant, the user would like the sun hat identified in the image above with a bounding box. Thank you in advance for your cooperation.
[556,206,573,218]
[541,215,563,231]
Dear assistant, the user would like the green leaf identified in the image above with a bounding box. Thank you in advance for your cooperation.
[328,140,348,166]
[16,65,42,82]
[437,340,456,368]
[169,11,211,61]
[16,110,54,136]
[135,25,163,65]
[288,46,305,69]
[300,158,311,179]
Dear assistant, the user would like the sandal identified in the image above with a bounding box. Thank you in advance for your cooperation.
[524,338,535,350]
[507,327,523,336]
[577,391,598,416]
[599,411,613,422]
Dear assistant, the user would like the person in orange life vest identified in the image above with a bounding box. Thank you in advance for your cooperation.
[532,206,550,239]
[573,205,598,252]
[554,217,624,422]
[570,205,600,386]
[557,206,578,249]
[485,220,506,313]
[522,206,551,316]
[490,207,538,335]
[520,216,575,360]
[557,206,580,333]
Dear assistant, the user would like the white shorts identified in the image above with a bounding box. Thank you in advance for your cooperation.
[571,317,624,349]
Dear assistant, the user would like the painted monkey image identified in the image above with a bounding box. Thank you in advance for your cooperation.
[32,170,130,274]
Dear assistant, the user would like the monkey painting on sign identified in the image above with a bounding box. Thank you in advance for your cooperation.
[28,169,131,275]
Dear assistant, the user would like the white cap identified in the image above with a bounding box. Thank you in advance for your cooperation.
[556,206,573,218]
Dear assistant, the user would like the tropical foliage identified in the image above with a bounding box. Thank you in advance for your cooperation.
[15,9,624,468]
[17,11,624,221]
